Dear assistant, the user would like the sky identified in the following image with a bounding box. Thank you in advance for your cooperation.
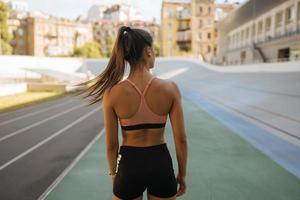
[25,0,246,23]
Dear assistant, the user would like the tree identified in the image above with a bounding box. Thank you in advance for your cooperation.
[0,2,12,55]
[154,42,160,56]
[73,42,102,58]
[105,35,115,58]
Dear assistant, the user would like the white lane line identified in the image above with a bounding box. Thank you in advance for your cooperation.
[38,128,105,200]
[0,95,71,118]
[0,99,76,126]
[157,67,189,79]
[0,103,85,143]
[0,106,101,171]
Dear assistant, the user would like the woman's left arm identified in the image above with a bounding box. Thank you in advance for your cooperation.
[102,89,119,181]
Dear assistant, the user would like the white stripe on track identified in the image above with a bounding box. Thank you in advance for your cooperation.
[0,95,71,118]
[0,106,101,171]
[37,128,105,200]
[157,67,189,79]
[0,99,76,126]
[0,103,85,143]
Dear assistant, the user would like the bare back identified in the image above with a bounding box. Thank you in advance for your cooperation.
[110,76,174,146]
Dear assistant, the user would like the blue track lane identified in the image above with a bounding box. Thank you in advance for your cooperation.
[180,86,300,179]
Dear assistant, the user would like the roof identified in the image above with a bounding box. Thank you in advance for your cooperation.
[219,0,287,32]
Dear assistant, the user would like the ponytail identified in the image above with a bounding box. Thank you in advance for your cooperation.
[74,26,153,106]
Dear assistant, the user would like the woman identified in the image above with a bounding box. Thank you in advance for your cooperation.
[76,26,188,200]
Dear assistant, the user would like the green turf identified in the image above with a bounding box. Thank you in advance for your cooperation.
[46,97,300,200]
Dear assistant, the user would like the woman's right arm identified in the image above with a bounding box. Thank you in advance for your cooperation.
[169,81,188,197]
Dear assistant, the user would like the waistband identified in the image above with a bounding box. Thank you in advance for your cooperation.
[119,142,167,151]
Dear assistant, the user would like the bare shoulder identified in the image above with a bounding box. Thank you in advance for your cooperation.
[103,80,126,103]
[154,77,180,97]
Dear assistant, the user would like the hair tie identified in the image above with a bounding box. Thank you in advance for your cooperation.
[123,26,131,35]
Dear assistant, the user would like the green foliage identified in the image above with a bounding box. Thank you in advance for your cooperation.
[179,44,191,52]
[73,42,102,58]
[0,2,12,54]
[154,42,160,56]
[105,35,115,57]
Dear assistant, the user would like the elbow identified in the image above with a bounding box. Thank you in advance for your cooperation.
[175,135,187,146]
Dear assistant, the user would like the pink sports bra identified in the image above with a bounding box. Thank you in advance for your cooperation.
[119,77,168,131]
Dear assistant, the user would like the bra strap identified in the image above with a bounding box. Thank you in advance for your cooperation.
[142,77,156,95]
[124,79,143,95]
[125,77,156,96]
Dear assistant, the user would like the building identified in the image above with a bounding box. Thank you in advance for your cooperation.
[161,0,191,57]
[119,20,160,46]
[161,0,236,60]
[93,19,160,56]
[93,20,118,56]
[191,0,216,62]
[11,16,93,56]
[87,5,109,22]
[176,4,192,55]
[217,0,300,65]
[103,3,141,22]
[7,0,28,12]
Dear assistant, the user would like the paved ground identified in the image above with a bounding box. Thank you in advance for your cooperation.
[45,97,300,200]
[1,58,300,200]
[0,94,104,200]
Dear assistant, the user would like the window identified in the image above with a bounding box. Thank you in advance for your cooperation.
[208,7,211,15]
[167,32,172,40]
[246,27,250,39]
[265,17,271,31]
[199,6,203,13]
[241,30,244,40]
[207,19,212,27]
[207,32,211,39]
[252,24,256,37]
[298,2,300,21]
[168,10,173,18]
[285,6,294,23]
[198,32,202,40]
[208,45,211,53]
[275,11,283,27]
[258,21,263,34]
[232,34,236,45]
[18,29,24,36]
[199,20,203,28]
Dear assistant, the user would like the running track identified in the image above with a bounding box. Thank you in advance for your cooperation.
[1,58,300,199]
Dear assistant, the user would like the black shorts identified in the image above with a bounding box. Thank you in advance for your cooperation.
[113,143,177,199]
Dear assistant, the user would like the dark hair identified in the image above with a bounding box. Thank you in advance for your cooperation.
[73,26,153,105]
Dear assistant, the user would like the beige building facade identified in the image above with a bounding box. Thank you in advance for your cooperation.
[161,0,235,60]
[217,0,300,65]
[10,15,93,56]
[191,0,216,61]
[161,0,191,57]
[93,19,160,56]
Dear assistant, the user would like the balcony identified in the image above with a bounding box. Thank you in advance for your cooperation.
[176,30,192,45]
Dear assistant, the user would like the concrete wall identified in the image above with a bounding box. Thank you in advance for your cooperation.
[0,55,83,74]
[0,83,27,96]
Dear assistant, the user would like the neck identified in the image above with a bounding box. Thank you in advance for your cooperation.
[128,64,152,81]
